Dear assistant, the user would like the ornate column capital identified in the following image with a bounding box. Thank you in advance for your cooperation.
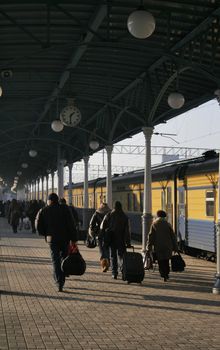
[142,126,154,138]
[83,156,90,164]
[68,163,73,171]
[105,144,113,154]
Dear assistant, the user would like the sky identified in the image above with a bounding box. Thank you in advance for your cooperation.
[57,98,220,185]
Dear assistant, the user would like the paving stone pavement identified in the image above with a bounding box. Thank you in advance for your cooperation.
[0,218,220,350]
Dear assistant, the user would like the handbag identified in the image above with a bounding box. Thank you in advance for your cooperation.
[86,235,97,248]
[171,252,186,272]
[144,251,153,270]
[61,243,86,276]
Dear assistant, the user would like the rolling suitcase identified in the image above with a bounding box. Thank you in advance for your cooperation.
[122,246,145,284]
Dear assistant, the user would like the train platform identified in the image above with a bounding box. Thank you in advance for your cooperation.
[0,218,220,350]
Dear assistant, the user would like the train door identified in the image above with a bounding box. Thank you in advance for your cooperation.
[178,187,186,242]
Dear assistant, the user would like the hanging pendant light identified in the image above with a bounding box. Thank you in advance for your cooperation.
[127,4,155,39]
[21,163,28,169]
[168,92,185,109]
[51,119,64,132]
[17,171,22,176]
[168,71,185,109]
[89,140,99,151]
[29,149,37,157]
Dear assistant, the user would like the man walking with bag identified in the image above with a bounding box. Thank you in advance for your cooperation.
[36,193,78,292]
[146,210,178,282]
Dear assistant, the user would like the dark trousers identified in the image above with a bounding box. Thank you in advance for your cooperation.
[110,244,126,276]
[12,224,17,233]
[30,218,36,233]
[158,259,170,278]
[98,235,110,260]
[49,241,69,288]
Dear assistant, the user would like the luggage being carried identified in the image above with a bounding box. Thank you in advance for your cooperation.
[171,252,186,272]
[61,243,86,276]
[122,246,145,284]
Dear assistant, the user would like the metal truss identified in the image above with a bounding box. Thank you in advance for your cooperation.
[65,164,142,174]
[106,145,218,158]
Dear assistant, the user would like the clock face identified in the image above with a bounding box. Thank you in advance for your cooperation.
[60,105,81,127]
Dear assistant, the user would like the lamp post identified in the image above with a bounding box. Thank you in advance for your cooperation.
[213,152,220,294]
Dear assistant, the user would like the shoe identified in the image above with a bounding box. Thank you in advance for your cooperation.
[163,275,169,282]
[58,286,63,292]
[100,258,109,272]
[112,274,117,280]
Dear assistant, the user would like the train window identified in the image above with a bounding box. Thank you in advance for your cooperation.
[127,193,132,211]
[161,190,166,210]
[179,190,185,205]
[140,192,143,212]
[89,195,92,208]
[133,193,138,211]
[206,191,214,217]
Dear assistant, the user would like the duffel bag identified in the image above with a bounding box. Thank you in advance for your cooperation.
[171,252,186,272]
[61,244,86,276]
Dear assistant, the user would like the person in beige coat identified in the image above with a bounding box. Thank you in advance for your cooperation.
[146,210,178,281]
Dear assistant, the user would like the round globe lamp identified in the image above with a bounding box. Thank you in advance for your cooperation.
[51,120,64,132]
[29,149,37,157]
[89,140,99,151]
[127,10,155,39]
[168,92,185,109]
[21,163,28,169]
[17,171,22,176]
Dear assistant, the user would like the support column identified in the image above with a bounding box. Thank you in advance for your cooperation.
[34,180,37,200]
[105,144,113,209]
[25,184,29,201]
[213,152,220,294]
[57,146,64,198]
[30,182,33,200]
[51,172,55,193]
[37,178,40,201]
[83,156,89,230]
[45,175,49,202]
[68,163,73,205]
[142,126,154,253]
[41,176,44,202]
[33,180,37,199]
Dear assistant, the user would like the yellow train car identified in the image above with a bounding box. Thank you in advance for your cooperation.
[65,150,218,259]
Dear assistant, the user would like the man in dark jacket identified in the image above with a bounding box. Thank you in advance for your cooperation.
[36,193,78,292]
[101,201,131,279]
[27,200,40,233]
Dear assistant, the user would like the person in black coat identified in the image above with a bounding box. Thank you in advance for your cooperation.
[101,201,131,279]
[27,200,40,233]
[36,193,78,292]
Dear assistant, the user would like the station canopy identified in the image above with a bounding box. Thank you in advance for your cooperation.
[0,0,220,185]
